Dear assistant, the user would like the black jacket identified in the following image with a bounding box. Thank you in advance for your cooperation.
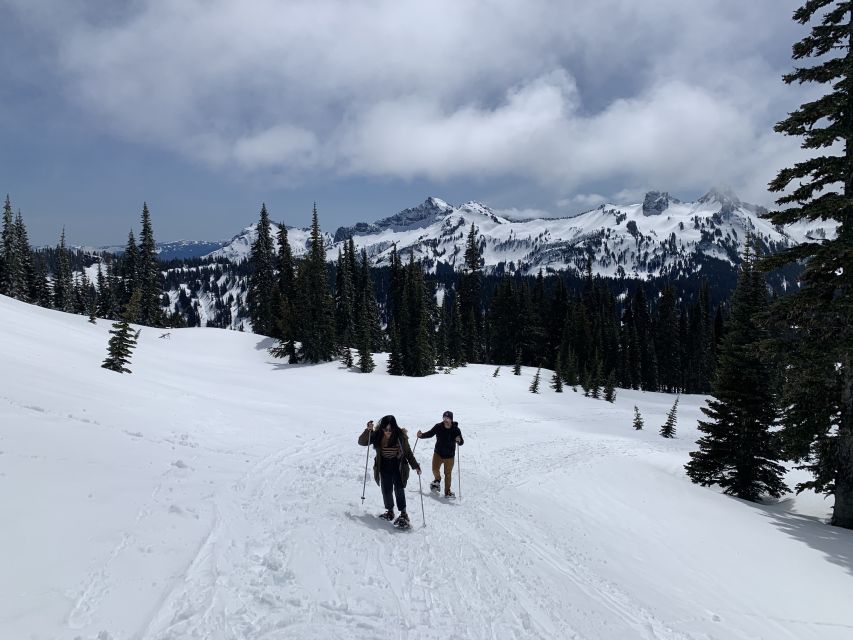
[420,422,464,458]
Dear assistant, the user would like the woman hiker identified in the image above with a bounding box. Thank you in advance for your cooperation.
[417,410,464,498]
[358,415,422,528]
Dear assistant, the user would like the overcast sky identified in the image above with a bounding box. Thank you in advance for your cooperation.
[0,0,812,245]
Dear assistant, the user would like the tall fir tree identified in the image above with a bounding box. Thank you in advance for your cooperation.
[550,356,564,392]
[137,203,162,326]
[685,242,788,501]
[247,204,278,336]
[529,366,541,394]
[102,289,140,374]
[1,195,19,297]
[387,318,404,375]
[272,222,297,360]
[660,396,679,438]
[53,229,73,312]
[335,245,356,350]
[760,0,853,528]
[458,223,484,363]
[296,204,336,362]
[14,210,35,302]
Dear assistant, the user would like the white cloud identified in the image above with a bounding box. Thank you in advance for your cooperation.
[7,0,810,207]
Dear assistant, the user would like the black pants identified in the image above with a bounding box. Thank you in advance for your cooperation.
[379,457,406,512]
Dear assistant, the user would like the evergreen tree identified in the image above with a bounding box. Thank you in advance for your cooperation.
[247,204,278,336]
[13,209,34,302]
[685,243,788,501]
[102,289,140,374]
[0,195,19,297]
[120,229,138,305]
[550,358,564,393]
[529,367,541,394]
[137,203,162,326]
[296,204,336,362]
[656,285,681,393]
[493,366,501,378]
[633,406,644,430]
[53,229,73,312]
[513,348,522,375]
[340,345,354,368]
[760,0,853,528]
[356,306,375,373]
[387,319,404,375]
[603,371,616,403]
[458,223,484,362]
[335,246,356,350]
[273,222,297,360]
[660,396,679,438]
[356,248,383,351]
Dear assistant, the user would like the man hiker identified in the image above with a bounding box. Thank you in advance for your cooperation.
[417,410,464,498]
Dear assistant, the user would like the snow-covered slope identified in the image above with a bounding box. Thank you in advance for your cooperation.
[1,294,851,639]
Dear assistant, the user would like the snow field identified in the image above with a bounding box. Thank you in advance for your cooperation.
[1,294,852,640]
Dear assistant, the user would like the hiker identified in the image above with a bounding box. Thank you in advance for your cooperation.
[417,410,464,498]
[358,415,422,527]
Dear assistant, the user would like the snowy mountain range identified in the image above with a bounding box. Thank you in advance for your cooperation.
[204,188,835,279]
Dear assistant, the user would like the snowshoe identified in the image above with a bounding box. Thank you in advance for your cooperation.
[430,480,441,493]
[393,512,411,529]
[378,510,395,521]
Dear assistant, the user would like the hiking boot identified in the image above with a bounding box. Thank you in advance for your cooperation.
[444,491,456,499]
[378,509,395,520]
[430,480,441,492]
[394,511,411,528]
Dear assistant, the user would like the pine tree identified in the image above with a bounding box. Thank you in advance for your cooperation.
[685,242,788,501]
[102,289,140,373]
[53,229,73,312]
[387,318,404,375]
[296,204,336,362]
[335,246,356,349]
[513,348,522,375]
[341,345,354,368]
[15,211,35,303]
[458,223,484,363]
[137,203,161,326]
[120,229,138,306]
[271,222,297,360]
[356,296,375,373]
[660,396,679,438]
[493,366,501,378]
[603,371,616,403]
[633,406,644,430]
[88,296,97,324]
[550,354,563,392]
[590,360,603,399]
[247,204,278,336]
[1,195,19,297]
[529,367,541,394]
[760,0,853,528]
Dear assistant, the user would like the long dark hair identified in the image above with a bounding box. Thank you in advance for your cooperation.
[373,414,402,449]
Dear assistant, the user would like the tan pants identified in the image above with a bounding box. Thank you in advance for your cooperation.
[432,452,456,493]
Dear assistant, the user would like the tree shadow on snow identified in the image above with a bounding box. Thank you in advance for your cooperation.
[751,499,853,577]
[254,337,277,351]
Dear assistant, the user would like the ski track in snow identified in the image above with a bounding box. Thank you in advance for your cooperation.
[132,375,688,640]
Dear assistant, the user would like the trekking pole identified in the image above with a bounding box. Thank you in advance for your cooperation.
[457,445,462,503]
[413,435,425,526]
[360,428,371,505]
[419,470,426,527]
